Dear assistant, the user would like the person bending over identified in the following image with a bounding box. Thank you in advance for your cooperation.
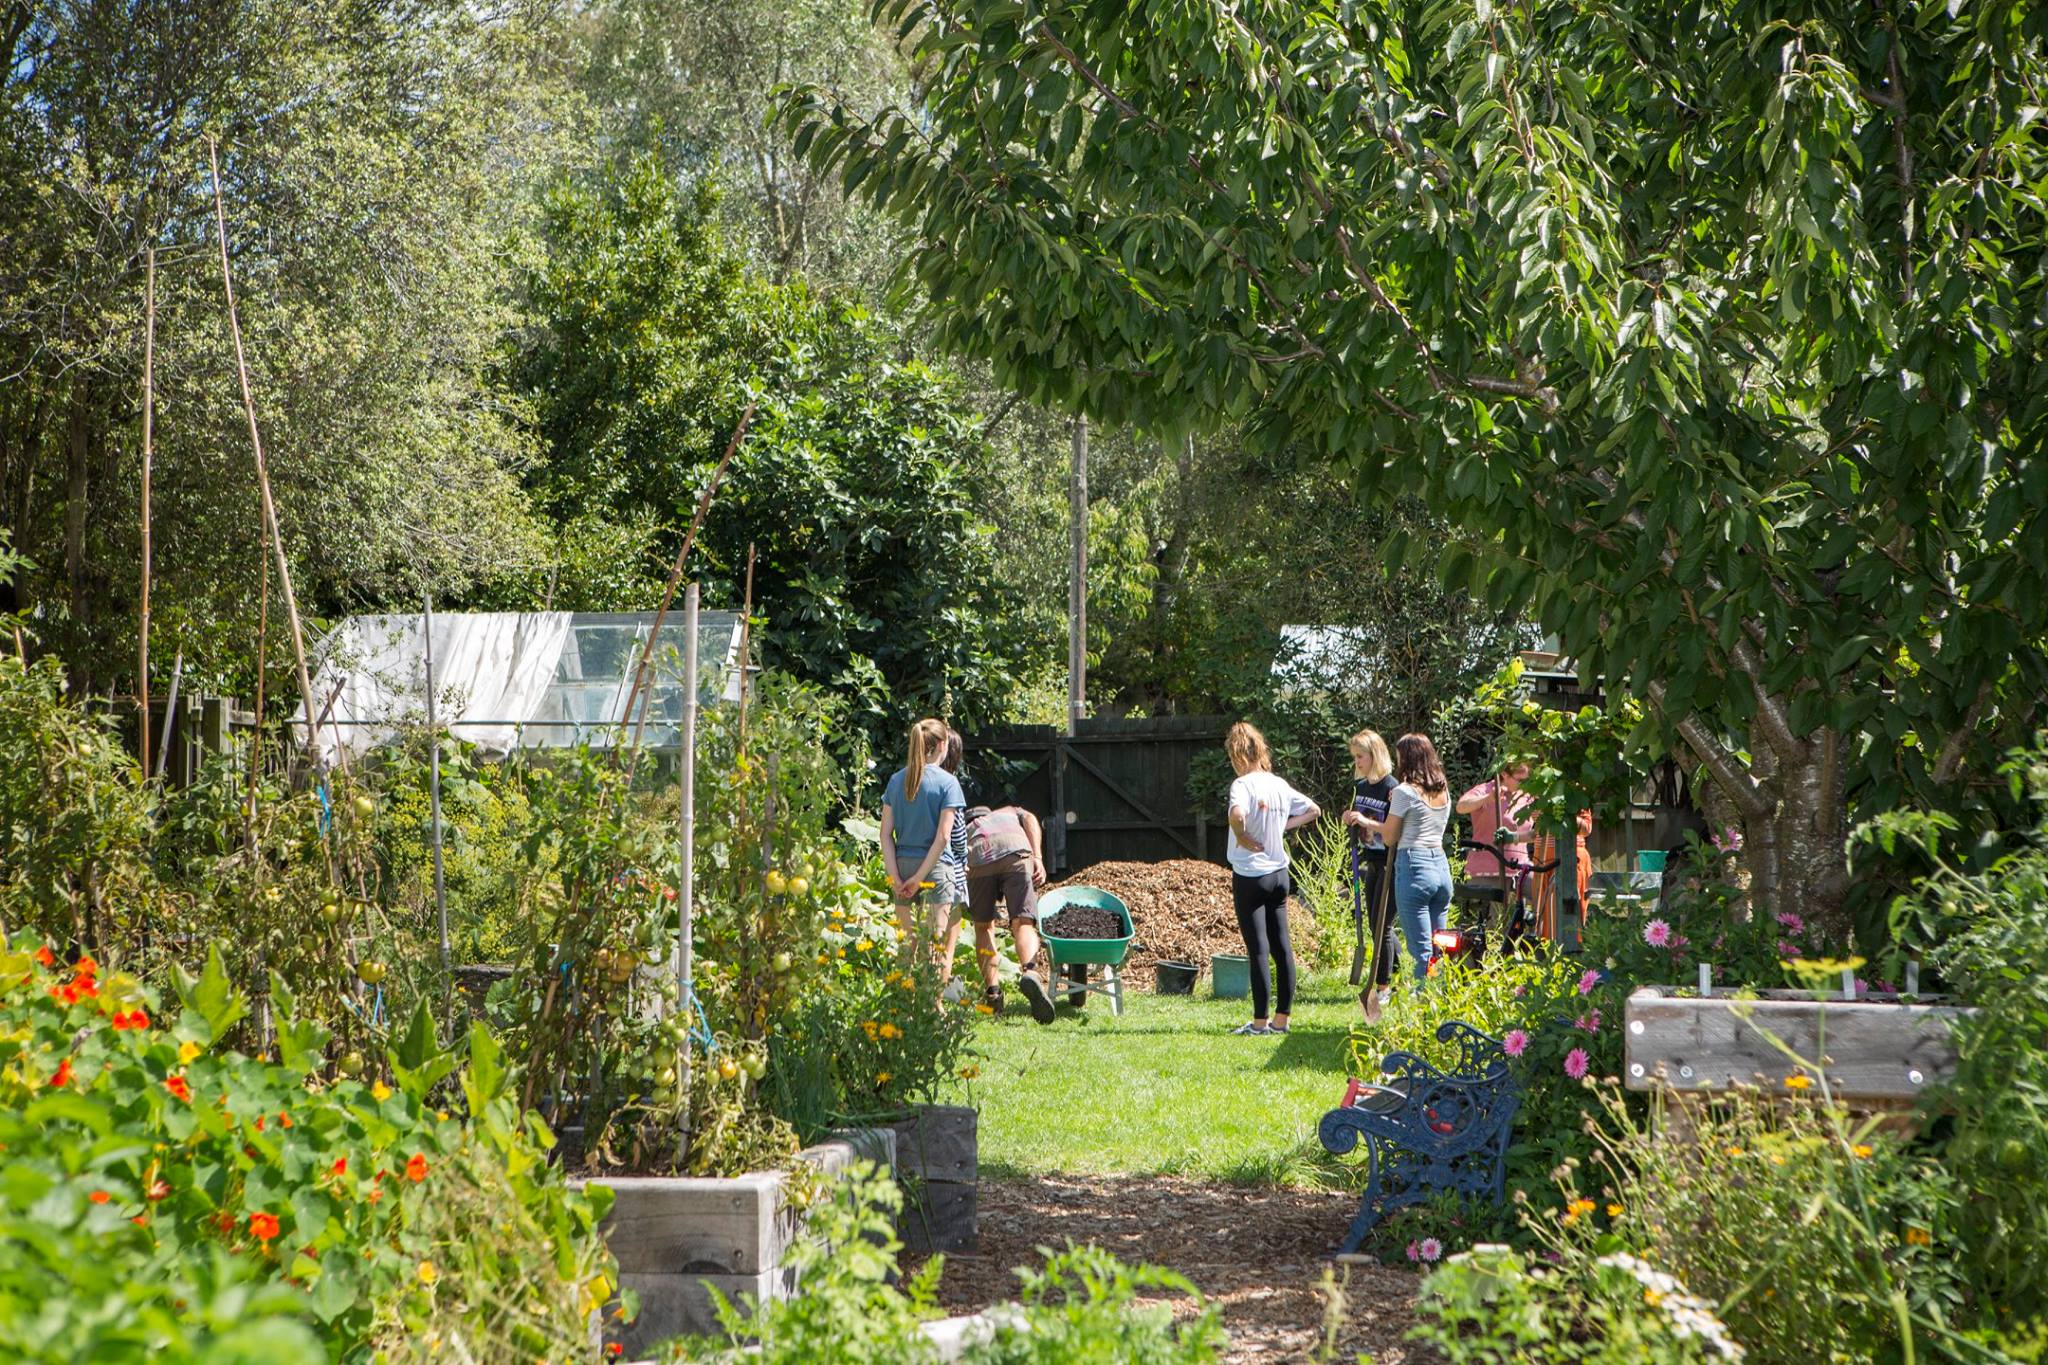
[963,802,1054,1023]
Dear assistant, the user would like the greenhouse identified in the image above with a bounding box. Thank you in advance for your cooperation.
[301,609,745,763]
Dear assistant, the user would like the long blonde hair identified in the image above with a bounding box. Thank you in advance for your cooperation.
[1349,729,1392,781]
[905,717,950,798]
[1225,721,1272,775]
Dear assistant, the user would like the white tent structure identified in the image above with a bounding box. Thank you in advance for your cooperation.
[300,610,745,765]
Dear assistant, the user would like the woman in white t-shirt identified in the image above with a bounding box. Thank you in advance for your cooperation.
[1354,732,1454,985]
[1223,722,1321,1035]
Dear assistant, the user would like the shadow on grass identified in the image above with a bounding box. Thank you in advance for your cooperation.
[1258,1027,1355,1073]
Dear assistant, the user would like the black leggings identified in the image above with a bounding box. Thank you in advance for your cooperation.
[1360,854,1399,988]
[1231,869,1296,1018]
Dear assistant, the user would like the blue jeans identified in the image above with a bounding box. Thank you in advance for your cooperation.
[1394,847,1453,983]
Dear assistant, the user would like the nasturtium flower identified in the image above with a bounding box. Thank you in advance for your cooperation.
[88,1191,111,1205]
[164,1075,192,1102]
[177,1040,202,1064]
[405,1153,429,1183]
[248,1212,280,1242]
[50,1058,73,1088]
[33,945,54,967]
[332,1156,348,1176]
[371,1080,393,1102]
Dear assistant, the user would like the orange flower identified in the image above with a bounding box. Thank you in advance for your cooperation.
[51,1058,73,1088]
[88,1191,111,1205]
[74,955,99,978]
[254,1116,265,1132]
[405,1153,428,1183]
[216,1211,236,1234]
[367,1187,383,1204]
[331,1157,348,1176]
[34,946,54,967]
[74,976,97,999]
[248,1212,280,1242]
[131,1215,148,1227]
[278,1113,292,1129]
[164,1075,192,1102]
[1852,1144,1874,1159]
[1783,1073,1812,1091]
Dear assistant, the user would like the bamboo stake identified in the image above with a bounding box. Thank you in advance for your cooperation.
[138,247,155,776]
[619,402,756,759]
[207,137,321,762]
[675,582,699,1166]
[155,649,184,781]
[423,595,451,1022]
[245,547,269,852]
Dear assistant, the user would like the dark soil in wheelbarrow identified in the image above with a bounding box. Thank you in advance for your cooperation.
[1044,859,1322,990]
[1040,905,1123,940]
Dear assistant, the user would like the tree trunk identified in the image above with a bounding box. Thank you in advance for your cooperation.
[1739,733,1851,940]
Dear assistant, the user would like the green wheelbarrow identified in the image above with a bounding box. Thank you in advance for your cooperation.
[1036,886,1135,1016]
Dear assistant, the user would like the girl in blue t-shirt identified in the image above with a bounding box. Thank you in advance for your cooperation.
[880,717,967,991]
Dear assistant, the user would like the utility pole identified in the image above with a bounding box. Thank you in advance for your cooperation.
[1068,416,1088,735]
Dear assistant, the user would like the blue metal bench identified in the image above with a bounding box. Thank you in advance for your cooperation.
[1318,1020,1521,1254]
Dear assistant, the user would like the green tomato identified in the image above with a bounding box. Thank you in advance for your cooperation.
[350,795,376,821]
[764,870,788,896]
[741,1056,766,1080]
[787,877,811,899]
[356,960,388,986]
[771,952,793,973]
[337,1050,366,1078]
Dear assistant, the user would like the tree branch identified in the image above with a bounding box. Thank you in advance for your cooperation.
[1931,679,1994,783]
[1647,680,1772,819]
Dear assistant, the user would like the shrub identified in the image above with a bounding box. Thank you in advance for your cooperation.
[0,935,613,1362]
[1411,1244,1744,1364]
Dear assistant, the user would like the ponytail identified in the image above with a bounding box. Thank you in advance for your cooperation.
[905,718,948,799]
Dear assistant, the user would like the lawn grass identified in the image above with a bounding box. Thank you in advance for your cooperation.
[947,968,1371,1187]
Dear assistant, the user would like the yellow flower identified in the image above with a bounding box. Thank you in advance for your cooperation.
[1905,1226,1933,1247]
[1852,1144,1873,1159]
[816,954,828,965]
[417,1260,439,1286]
[371,1081,393,1102]
[1606,1203,1623,1218]
[1783,1074,1812,1091]
[1563,1197,1596,1224]
[836,949,846,959]
[1644,1288,1663,1307]
[974,1002,994,1016]
[875,1071,892,1085]
[437,1110,450,1122]
[959,1066,980,1080]
[856,939,873,953]
[1724,1145,1745,1157]
[177,1041,203,1065]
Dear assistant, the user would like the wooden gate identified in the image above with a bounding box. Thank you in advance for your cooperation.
[962,716,1231,874]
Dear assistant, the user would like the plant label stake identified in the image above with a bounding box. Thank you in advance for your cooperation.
[1841,968,1856,1001]
[1698,962,1712,998]
[1905,960,1919,997]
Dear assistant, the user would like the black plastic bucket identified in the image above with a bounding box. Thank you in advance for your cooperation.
[1154,960,1199,995]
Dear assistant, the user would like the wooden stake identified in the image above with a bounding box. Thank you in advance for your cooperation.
[675,582,699,1166]
[423,595,451,1020]
[208,137,321,761]
[138,246,155,776]
[735,542,756,753]
[620,402,755,757]
[245,546,269,851]
[1068,416,1087,735]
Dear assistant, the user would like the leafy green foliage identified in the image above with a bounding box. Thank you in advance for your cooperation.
[784,0,2048,930]
[507,154,1029,757]
[0,937,613,1363]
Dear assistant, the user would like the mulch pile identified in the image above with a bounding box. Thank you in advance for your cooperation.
[1040,905,1123,940]
[1044,859,1322,990]
[906,1175,1426,1364]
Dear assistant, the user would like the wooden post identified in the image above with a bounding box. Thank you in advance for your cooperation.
[676,582,700,1163]
[1067,416,1088,735]
[138,246,155,776]
[208,137,321,762]
[423,596,451,1018]
[735,542,756,752]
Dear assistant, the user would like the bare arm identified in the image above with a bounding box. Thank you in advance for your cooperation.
[1228,800,1262,851]
[1376,813,1405,849]
[1019,809,1046,885]
[1283,797,1321,831]
[1455,782,1494,816]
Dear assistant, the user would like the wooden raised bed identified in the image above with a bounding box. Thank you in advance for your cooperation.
[581,1127,895,1356]
[889,1103,978,1253]
[1624,985,1971,1109]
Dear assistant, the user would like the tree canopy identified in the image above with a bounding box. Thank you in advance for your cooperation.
[784,0,2048,925]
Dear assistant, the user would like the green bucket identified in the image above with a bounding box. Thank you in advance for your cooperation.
[1635,850,1668,873]
[1210,953,1250,1000]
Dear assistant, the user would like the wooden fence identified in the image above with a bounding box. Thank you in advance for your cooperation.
[961,716,1232,875]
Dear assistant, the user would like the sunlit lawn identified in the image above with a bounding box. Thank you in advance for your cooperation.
[948,969,1371,1186]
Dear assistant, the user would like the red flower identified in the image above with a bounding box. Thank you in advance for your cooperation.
[51,1058,73,1088]
[88,1191,111,1204]
[331,1156,348,1176]
[254,1116,264,1132]
[34,946,54,967]
[248,1212,280,1242]
[164,1075,192,1103]
[216,1211,237,1234]
[74,955,99,978]
[131,1215,148,1227]
[57,983,79,1005]
[74,976,97,1000]
[607,1345,624,1358]
[404,1153,428,1183]
[278,1113,292,1129]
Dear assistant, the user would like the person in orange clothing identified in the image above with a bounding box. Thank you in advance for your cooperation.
[1531,809,1594,939]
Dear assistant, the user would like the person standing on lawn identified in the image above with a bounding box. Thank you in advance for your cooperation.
[880,717,967,996]
[963,800,1056,1023]
[1354,733,1455,985]
[932,728,975,1001]
[1342,729,1400,1022]
[1224,721,1321,1035]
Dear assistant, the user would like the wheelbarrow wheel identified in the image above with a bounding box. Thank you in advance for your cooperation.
[1067,961,1088,1008]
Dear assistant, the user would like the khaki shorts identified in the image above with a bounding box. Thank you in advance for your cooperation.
[966,856,1038,924]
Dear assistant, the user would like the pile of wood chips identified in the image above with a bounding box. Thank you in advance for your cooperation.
[1043,859,1322,989]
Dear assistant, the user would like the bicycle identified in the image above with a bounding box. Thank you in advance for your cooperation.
[1440,838,1561,967]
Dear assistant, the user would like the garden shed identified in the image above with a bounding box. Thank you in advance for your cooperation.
[300,609,745,764]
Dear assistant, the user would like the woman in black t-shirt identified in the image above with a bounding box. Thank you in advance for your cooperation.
[1343,730,1400,1021]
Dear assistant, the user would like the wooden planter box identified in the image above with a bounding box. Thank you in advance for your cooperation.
[581,1127,895,1356]
[1624,985,1971,1110]
[889,1104,978,1254]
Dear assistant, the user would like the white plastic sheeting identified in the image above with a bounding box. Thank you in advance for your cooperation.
[304,612,573,763]
[300,610,746,764]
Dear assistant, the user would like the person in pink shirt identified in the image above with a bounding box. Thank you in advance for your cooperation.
[1457,762,1535,895]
